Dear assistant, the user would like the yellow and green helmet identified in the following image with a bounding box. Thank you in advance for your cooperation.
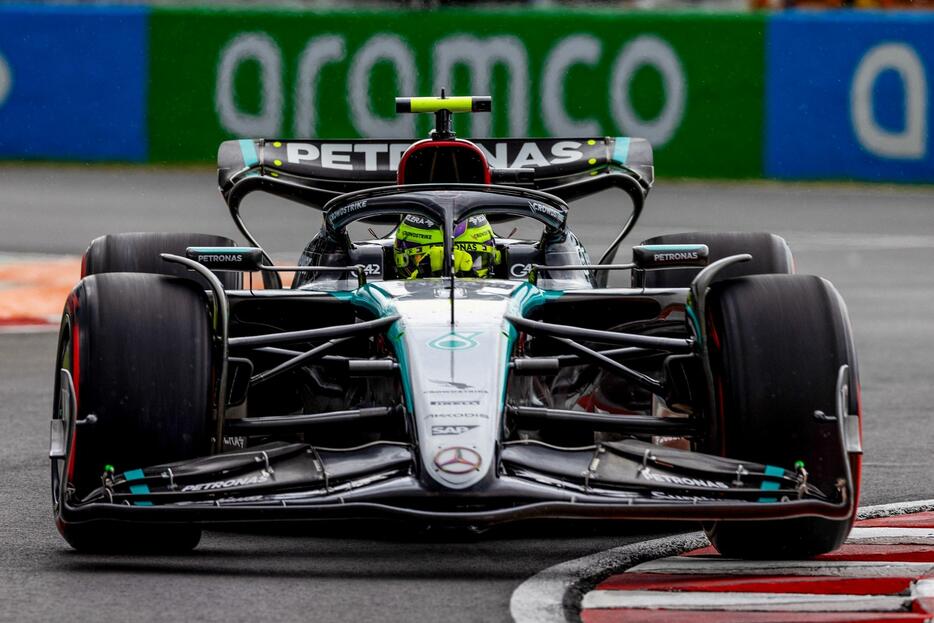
[394,214,501,278]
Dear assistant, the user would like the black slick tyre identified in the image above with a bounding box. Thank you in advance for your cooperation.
[82,232,242,289]
[51,273,214,553]
[704,274,861,559]
[634,232,793,288]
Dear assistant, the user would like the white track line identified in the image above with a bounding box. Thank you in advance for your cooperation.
[509,532,708,623]
[581,590,910,612]
[509,499,934,623]
[858,499,934,519]
[915,579,934,598]
[848,527,934,544]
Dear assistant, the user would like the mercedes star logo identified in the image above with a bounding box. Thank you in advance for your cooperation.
[434,446,482,474]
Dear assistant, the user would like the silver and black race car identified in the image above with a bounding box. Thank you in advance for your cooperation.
[50,95,862,557]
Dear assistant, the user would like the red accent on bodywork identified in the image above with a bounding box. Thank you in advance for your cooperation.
[396,139,491,185]
[66,292,80,481]
[657,304,685,320]
[851,380,864,508]
[715,378,725,455]
[708,315,721,350]
[576,393,595,412]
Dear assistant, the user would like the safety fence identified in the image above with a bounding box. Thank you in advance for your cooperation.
[0,6,931,181]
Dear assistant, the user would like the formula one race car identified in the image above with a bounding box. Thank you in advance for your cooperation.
[50,95,862,557]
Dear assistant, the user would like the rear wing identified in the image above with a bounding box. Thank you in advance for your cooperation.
[217,137,653,196]
[218,137,653,289]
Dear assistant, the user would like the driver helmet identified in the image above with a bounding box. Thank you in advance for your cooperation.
[394,214,501,278]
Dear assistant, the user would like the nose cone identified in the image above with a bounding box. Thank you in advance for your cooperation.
[402,319,510,490]
[389,281,516,490]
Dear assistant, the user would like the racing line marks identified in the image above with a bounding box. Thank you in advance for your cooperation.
[581,590,910,612]
[580,506,934,622]
[510,500,934,623]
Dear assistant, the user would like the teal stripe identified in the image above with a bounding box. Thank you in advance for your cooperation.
[239,139,259,167]
[189,247,258,253]
[685,305,701,344]
[123,468,145,481]
[764,465,784,477]
[504,284,563,409]
[758,465,784,502]
[612,137,631,165]
[388,321,415,415]
[129,483,152,506]
[641,244,708,252]
[332,285,412,413]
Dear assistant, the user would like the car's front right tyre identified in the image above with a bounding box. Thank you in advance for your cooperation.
[52,273,214,553]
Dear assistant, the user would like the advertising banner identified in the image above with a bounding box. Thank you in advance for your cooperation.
[766,12,934,182]
[5,6,929,183]
[148,9,766,177]
[0,6,148,161]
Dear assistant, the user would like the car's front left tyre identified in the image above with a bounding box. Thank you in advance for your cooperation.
[703,274,862,559]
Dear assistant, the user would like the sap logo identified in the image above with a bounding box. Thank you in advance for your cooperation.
[431,425,478,436]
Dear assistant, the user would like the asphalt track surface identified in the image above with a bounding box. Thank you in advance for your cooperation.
[0,166,932,622]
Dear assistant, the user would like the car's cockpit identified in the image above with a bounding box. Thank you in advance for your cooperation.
[292,186,595,288]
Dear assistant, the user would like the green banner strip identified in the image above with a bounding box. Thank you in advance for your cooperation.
[148,9,765,177]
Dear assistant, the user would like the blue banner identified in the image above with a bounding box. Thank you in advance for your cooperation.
[766,12,934,182]
[0,6,148,161]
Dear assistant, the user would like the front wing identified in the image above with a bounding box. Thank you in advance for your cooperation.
[60,438,854,527]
